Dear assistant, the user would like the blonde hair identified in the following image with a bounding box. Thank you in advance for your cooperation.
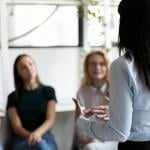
[80,50,110,88]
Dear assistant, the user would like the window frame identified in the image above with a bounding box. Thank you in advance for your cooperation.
[7,1,83,48]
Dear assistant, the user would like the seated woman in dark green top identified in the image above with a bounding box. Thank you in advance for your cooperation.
[7,54,57,150]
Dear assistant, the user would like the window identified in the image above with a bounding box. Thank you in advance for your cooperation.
[87,5,105,47]
[87,0,120,47]
[0,4,1,48]
[7,4,79,47]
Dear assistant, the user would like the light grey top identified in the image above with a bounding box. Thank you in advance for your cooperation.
[77,54,150,142]
[76,84,107,138]
[77,84,107,109]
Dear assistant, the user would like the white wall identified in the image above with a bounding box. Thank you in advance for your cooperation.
[0,60,5,115]
[108,48,119,61]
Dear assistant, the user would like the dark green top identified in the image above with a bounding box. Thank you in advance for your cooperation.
[7,84,57,131]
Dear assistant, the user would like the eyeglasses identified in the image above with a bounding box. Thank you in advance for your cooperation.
[88,62,106,67]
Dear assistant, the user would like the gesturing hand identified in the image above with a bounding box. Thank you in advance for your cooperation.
[92,105,109,121]
[72,98,84,119]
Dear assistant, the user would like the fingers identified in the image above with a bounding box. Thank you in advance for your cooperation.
[72,98,78,105]
[72,98,83,118]
[96,113,107,118]
[104,96,110,102]
[91,106,109,114]
[27,133,42,146]
[28,135,33,146]
[103,117,109,121]
[84,108,94,117]
[96,114,109,121]
[84,108,92,114]
[93,105,108,109]
[72,99,109,121]
[72,98,81,109]
[91,109,105,114]
[91,105,109,121]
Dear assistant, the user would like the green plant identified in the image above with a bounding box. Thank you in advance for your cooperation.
[78,0,103,22]
[79,0,111,53]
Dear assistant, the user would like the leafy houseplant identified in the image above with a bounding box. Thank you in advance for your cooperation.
[78,0,103,22]
[78,0,111,53]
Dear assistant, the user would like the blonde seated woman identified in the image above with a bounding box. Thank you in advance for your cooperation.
[73,51,117,150]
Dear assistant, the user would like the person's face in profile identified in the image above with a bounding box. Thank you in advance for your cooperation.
[17,56,38,82]
[88,54,107,81]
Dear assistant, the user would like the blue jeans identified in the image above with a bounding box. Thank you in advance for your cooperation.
[0,144,4,150]
[12,132,57,150]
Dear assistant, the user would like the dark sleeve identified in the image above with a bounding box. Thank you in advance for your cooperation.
[44,86,57,103]
[7,92,17,109]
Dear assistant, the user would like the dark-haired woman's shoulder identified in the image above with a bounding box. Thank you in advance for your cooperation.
[7,91,18,109]
[110,53,135,85]
[111,54,133,71]
[41,84,57,102]
[7,90,19,101]
[41,84,55,91]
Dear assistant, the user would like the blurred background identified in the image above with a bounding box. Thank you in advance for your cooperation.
[0,0,120,149]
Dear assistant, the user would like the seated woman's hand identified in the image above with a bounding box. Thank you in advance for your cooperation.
[27,131,42,146]
[91,105,109,121]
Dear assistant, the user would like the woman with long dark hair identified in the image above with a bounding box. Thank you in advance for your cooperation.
[7,54,57,150]
[74,0,150,149]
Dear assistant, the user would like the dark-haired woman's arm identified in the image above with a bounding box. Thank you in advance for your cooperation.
[28,100,56,145]
[7,108,30,139]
